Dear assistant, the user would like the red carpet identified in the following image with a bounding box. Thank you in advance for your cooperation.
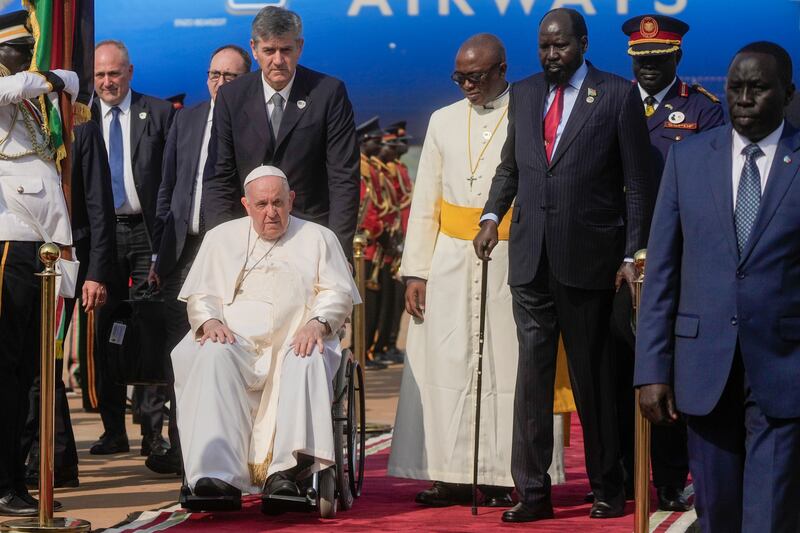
[106,418,694,532]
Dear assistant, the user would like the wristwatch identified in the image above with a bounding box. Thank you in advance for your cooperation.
[311,316,331,335]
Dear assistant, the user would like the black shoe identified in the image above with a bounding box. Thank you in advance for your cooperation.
[365,359,388,370]
[589,499,625,519]
[15,490,62,511]
[414,481,471,507]
[657,486,691,512]
[586,485,634,503]
[263,472,301,498]
[0,490,38,516]
[141,434,170,457]
[89,433,129,455]
[25,464,80,489]
[501,502,554,522]
[584,491,595,503]
[146,449,182,475]
[480,486,514,507]
[378,348,405,364]
[194,477,242,499]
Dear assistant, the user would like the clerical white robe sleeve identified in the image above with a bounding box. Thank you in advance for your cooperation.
[187,293,224,338]
[0,72,54,106]
[309,229,360,334]
[399,112,443,280]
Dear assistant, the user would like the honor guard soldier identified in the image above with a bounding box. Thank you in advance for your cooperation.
[356,116,390,369]
[0,10,79,515]
[612,13,725,513]
[373,122,413,363]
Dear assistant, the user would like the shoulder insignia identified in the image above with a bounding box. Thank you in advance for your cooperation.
[692,84,721,104]
[679,81,689,98]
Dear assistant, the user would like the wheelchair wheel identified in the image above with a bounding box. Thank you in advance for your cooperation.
[318,467,337,518]
[334,359,354,510]
[349,360,366,497]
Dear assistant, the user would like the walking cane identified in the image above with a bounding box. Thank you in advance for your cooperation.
[471,259,489,515]
[631,249,650,533]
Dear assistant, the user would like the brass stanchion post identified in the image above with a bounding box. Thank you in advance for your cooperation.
[1,244,90,533]
[352,234,367,370]
[632,249,650,533]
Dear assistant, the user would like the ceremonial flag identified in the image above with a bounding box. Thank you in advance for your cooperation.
[24,0,94,172]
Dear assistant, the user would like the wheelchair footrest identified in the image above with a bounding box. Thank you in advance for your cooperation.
[180,486,242,512]
[261,491,317,515]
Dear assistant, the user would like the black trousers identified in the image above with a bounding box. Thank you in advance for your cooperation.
[22,237,97,474]
[159,235,203,451]
[611,326,689,490]
[0,241,42,494]
[375,275,404,353]
[509,250,623,506]
[94,219,166,439]
[364,259,384,353]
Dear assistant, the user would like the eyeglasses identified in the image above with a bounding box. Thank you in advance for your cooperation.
[451,63,502,86]
[208,70,242,82]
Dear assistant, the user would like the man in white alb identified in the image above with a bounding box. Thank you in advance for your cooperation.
[172,166,360,505]
[388,34,574,508]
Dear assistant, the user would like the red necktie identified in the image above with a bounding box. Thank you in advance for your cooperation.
[543,85,565,162]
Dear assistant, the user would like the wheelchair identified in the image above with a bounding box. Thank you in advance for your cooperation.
[179,348,366,519]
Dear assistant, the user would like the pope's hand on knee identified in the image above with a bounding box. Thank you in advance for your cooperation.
[290,320,327,357]
[199,318,236,345]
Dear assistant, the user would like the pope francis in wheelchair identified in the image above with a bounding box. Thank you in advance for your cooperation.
[171,166,364,517]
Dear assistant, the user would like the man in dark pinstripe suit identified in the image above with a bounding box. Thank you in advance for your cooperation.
[474,7,654,523]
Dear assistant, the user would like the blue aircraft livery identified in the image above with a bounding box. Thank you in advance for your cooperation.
[1,0,798,139]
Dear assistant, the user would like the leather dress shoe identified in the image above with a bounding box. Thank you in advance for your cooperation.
[16,490,62,511]
[501,502,554,522]
[25,463,79,489]
[90,433,129,455]
[585,483,634,503]
[263,472,300,497]
[480,486,514,507]
[415,481,471,507]
[657,486,692,512]
[589,499,625,519]
[194,477,241,498]
[145,449,182,475]
[0,491,37,516]
[141,434,170,457]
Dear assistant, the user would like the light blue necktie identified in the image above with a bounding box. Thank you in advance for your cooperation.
[734,143,764,255]
[109,106,125,209]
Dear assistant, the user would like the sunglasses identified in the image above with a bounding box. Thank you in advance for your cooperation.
[451,62,502,86]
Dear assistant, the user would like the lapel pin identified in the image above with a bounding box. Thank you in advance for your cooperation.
[587,87,597,97]
[785,155,793,164]
[297,100,307,109]
[139,111,147,119]
[664,103,674,110]
[586,96,595,104]
[668,111,685,124]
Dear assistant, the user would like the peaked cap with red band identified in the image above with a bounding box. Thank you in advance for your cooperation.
[622,14,689,56]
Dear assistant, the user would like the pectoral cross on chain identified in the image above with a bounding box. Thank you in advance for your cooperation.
[467,175,478,190]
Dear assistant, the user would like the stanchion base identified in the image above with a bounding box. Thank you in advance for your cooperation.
[365,422,392,434]
[0,517,91,533]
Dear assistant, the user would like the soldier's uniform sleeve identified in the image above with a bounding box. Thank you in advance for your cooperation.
[0,71,56,106]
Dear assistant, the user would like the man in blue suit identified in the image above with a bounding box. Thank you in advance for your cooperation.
[635,42,800,533]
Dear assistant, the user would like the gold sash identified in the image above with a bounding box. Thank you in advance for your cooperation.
[439,200,512,241]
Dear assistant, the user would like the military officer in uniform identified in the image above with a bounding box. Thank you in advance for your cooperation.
[0,10,78,515]
[356,117,389,369]
[611,14,726,512]
[373,122,413,364]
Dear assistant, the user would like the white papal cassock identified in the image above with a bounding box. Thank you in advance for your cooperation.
[172,215,360,493]
[388,89,573,487]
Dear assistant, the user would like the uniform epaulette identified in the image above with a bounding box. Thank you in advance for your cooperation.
[679,81,689,98]
[692,84,721,104]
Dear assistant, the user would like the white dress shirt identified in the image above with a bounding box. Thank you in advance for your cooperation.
[261,72,294,117]
[731,121,784,207]
[99,90,142,215]
[189,102,214,235]
[637,78,677,112]
[543,60,589,156]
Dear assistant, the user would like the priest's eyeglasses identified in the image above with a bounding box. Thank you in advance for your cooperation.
[208,70,242,82]
[451,63,502,86]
